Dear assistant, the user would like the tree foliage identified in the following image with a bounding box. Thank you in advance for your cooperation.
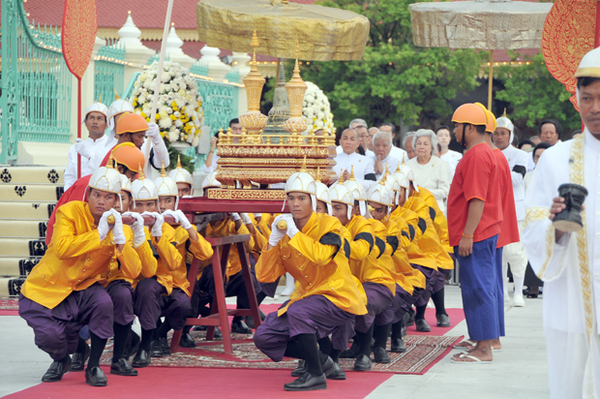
[494,51,581,137]
[295,0,484,130]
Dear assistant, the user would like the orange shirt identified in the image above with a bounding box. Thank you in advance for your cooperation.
[493,149,520,248]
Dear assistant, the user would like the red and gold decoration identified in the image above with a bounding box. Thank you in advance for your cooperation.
[61,0,98,179]
[542,0,598,110]
[210,33,336,201]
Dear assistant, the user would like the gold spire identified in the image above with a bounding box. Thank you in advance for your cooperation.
[339,169,345,184]
[160,162,167,177]
[98,93,102,103]
[299,155,307,173]
[395,163,401,173]
[349,165,355,180]
[106,154,114,169]
[502,108,507,118]
[380,165,388,185]
[176,154,183,169]
[138,163,146,180]
[114,88,121,100]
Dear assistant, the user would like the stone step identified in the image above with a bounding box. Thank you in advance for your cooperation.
[0,220,47,238]
[0,166,64,185]
[0,277,25,297]
[0,184,64,201]
[0,257,41,277]
[0,202,56,220]
[0,238,47,258]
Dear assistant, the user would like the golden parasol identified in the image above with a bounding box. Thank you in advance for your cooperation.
[196,0,370,61]
[409,0,553,110]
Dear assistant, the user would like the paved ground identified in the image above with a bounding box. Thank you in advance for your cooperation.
[0,284,548,398]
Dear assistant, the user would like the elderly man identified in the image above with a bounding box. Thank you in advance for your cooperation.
[403,132,416,160]
[521,46,600,398]
[333,129,376,186]
[538,119,562,146]
[64,101,110,190]
[356,124,376,158]
[377,122,407,162]
[372,131,406,179]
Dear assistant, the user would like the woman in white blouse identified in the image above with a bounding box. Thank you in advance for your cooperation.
[435,125,462,178]
[407,129,452,213]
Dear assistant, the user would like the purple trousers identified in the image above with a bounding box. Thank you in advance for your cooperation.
[19,283,113,361]
[355,282,394,333]
[254,295,355,362]
[431,268,452,294]
[106,280,134,326]
[134,277,191,331]
[393,285,424,324]
[414,265,438,307]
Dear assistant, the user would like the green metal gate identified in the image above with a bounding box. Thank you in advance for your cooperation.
[1,0,73,163]
[94,41,126,104]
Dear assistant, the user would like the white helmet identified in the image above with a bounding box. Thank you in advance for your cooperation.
[496,110,515,144]
[119,174,133,193]
[131,166,159,206]
[283,159,317,212]
[398,163,419,193]
[329,183,354,220]
[155,163,179,209]
[201,169,222,191]
[344,166,368,216]
[169,155,194,191]
[315,181,332,215]
[108,97,135,131]
[83,100,109,124]
[89,165,122,194]
[366,182,392,218]
[384,173,402,205]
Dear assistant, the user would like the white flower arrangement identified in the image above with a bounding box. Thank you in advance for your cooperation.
[302,81,335,132]
[131,61,204,146]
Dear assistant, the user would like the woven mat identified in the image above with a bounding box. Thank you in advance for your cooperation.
[101,330,462,375]
[0,298,19,310]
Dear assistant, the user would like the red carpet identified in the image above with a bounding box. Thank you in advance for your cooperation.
[5,366,394,399]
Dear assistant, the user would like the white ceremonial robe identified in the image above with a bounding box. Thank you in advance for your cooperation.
[407,156,451,214]
[390,146,408,164]
[503,146,530,221]
[201,152,220,174]
[332,152,375,188]
[439,149,462,178]
[522,130,600,399]
[64,135,109,190]
[371,152,403,180]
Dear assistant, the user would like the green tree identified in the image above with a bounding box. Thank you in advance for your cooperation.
[495,51,581,137]
[294,0,484,130]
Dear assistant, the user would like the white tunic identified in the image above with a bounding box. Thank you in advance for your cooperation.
[64,135,109,190]
[439,149,462,178]
[501,145,530,221]
[370,152,404,180]
[201,152,220,174]
[333,152,375,188]
[407,156,451,213]
[522,130,600,399]
[337,145,375,159]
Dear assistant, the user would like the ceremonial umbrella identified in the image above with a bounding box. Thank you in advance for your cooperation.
[195,0,370,61]
[409,0,552,110]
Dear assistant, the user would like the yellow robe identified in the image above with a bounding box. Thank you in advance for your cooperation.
[414,187,453,255]
[203,218,254,278]
[390,206,437,271]
[145,224,184,295]
[405,195,454,270]
[171,225,214,296]
[256,212,367,317]
[388,214,427,290]
[21,202,142,309]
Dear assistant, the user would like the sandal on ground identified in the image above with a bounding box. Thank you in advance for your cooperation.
[451,353,492,364]
[453,339,477,350]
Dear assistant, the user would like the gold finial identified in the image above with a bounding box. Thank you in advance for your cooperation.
[339,169,345,184]
[160,162,167,177]
[380,165,388,185]
[299,156,307,173]
[395,163,401,173]
[402,158,406,166]
[98,93,102,103]
[138,163,146,180]
[176,154,183,169]
[114,88,121,100]
[349,165,355,180]
[106,153,114,169]
[502,108,507,118]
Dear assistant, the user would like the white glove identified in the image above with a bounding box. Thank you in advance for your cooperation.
[284,214,300,239]
[110,209,126,245]
[98,210,113,241]
[124,212,146,247]
[163,209,193,230]
[74,138,91,159]
[240,213,253,225]
[143,211,164,238]
[268,215,287,247]
[229,213,241,222]
[146,123,162,145]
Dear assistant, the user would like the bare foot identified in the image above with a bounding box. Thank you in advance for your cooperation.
[453,345,493,362]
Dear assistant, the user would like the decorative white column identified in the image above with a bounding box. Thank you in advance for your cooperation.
[231,52,251,79]
[165,26,195,69]
[117,11,155,87]
[199,45,231,81]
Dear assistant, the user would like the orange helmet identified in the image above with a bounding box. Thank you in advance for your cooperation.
[474,103,497,133]
[116,112,148,135]
[451,103,489,126]
[111,143,146,172]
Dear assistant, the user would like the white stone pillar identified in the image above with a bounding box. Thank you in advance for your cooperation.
[199,45,231,81]
[118,11,155,92]
[165,26,195,69]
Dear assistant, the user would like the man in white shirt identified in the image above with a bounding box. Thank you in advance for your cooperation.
[493,114,530,306]
[371,131,406,179]
[403,132,416,160]
[521,47,600,398]
[379,122,407,162]
[64,102,110,190]
[333,129,376,187]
